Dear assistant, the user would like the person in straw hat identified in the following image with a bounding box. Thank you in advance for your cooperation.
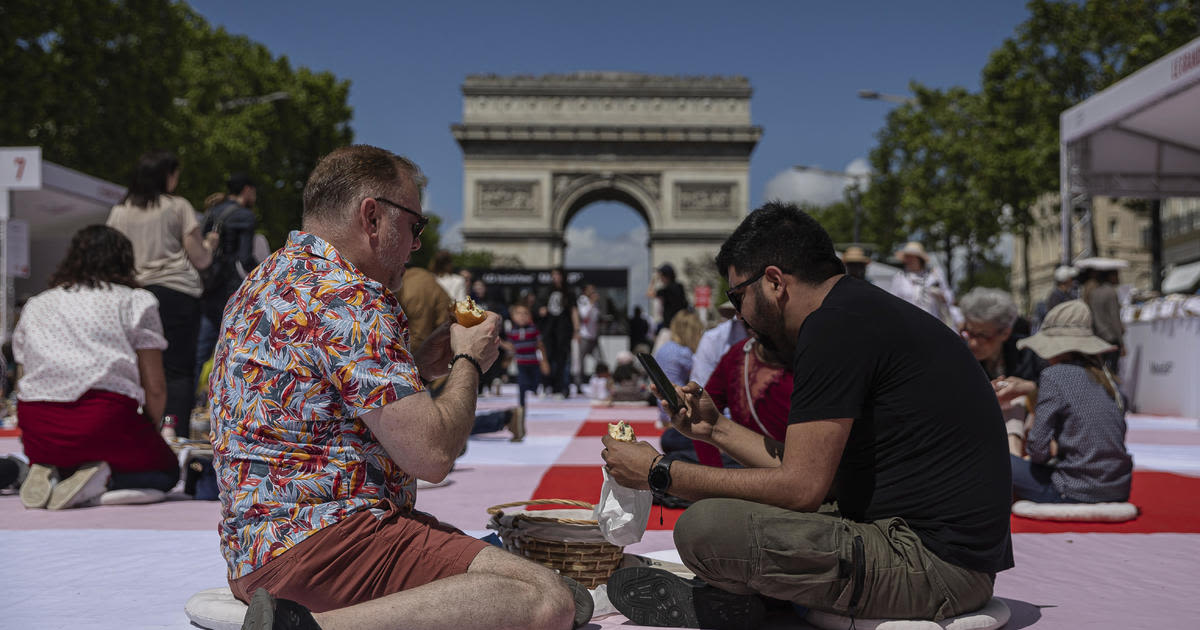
[889,241,956,328]
[840,246,871,281]
[1010,300,1132,504]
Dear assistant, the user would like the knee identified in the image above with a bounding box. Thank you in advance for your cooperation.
[527,573,575,630]
[675,498,753,573]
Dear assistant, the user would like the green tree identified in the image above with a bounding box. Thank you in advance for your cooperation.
[0,1,354,248]
[864,84,999,292]
[978,0,1199,304]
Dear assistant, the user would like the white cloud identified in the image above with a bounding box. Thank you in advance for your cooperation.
[439,220,463,251]
[564,224,650,313]
[763,158,870,207]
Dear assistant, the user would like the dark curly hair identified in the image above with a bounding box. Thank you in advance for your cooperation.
[716,201,845,285]
[48,225,139,290]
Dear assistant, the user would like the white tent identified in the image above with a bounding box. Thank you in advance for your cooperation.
[1,150,125,342]
[1060,35,1200,262]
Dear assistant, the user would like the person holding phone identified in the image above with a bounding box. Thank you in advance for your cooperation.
[600,202,1012,629]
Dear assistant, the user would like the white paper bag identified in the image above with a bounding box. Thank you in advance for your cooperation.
[594,468,653,546]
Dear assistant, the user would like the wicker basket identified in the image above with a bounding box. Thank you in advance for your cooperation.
[486,499,624,588]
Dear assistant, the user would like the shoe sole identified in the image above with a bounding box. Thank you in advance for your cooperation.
[47,462,111,510]
[20,464,55,509]
[242,587,276,630]
[561,575,595,629]
[607,567,764,630]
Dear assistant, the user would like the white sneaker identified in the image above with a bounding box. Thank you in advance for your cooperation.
[99,488,167,506]
[47,462,111,510]
[20,464,57,509]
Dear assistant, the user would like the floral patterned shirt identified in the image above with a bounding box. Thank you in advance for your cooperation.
[212,231,424,580]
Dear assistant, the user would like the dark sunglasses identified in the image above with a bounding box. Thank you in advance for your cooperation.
[725,269,766,313]
[374,197,429,240]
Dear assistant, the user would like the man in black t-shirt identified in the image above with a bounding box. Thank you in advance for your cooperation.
[650,263,688,331]
[601,202,1012,629]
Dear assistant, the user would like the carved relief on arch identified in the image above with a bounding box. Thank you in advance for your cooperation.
[550,172,662,231]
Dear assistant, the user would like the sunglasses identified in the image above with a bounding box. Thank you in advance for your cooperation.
[725,269,766,313]
[959,325,1005,342]
[374,197,429,240]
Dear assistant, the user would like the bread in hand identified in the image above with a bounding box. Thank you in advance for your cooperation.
[607,421,636,443]
[454,297,487,327]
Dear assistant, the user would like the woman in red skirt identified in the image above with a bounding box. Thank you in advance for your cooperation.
[14,225,178,509]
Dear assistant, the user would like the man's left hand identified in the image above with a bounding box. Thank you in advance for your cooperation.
[415,320,454,379]
[600,434,659,490]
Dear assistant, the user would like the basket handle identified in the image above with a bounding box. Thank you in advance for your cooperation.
[487,498,595,514]
[486,498,598,525]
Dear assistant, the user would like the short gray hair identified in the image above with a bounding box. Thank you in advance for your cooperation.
[959,287,1018,330]
[302,144,426,227]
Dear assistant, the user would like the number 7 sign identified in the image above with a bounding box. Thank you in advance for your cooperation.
[0,147,42,190]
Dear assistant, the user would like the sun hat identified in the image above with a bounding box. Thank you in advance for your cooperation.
[895,241,929,262]
[1053,265,1078,283]
[841,246,871,264]
[1075,257,1129,271]
[716,301,737,317]
[1016,300,1116,359]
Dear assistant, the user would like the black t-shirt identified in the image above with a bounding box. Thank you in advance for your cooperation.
[789,277,1014,574]
[656,283,688,327]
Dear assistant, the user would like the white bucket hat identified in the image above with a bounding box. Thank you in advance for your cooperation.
[1017,300,1115,359]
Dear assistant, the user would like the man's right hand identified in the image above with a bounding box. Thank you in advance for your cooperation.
[450,311,501,372]
[654,381,721,443]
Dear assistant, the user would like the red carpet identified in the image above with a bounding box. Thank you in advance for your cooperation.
[532,419,1200,533]
[1011,471,1200,533]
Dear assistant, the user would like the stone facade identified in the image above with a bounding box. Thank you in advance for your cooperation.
[453,72,761,287]
[1012,194,1152,314]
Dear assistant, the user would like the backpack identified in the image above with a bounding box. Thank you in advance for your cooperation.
[199,201,242,296]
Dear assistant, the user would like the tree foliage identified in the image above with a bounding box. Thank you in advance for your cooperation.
[854,0,1199,300]
[0,0,354,247]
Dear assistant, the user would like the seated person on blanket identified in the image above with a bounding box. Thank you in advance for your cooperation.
[957,287,1047,456]
[14,225,178,510]
[211,145,583,630]
[600,202,1013,629]
[693,335,792,468]
[1009,300,1132,504]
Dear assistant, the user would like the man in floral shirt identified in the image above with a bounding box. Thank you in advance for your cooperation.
[212,145,581,630]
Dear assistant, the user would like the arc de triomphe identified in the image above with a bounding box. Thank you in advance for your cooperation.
[452,72,762,286]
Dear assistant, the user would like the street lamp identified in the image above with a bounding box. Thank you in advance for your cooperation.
[793,165,871,243]
[857,89,916,105]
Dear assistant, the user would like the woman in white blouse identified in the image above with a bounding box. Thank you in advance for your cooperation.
[15,226,179,509]
[107,150,218,439]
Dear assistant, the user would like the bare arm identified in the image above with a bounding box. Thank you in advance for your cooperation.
[361,313,501,482]
[602,418,851,512]
[136,348,167,424]
[361,361,479,483]
[184,226,218,271]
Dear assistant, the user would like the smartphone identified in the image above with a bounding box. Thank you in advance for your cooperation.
[636,352,683,412]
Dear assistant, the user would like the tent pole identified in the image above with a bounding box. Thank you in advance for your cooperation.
[1060,140,1072,265]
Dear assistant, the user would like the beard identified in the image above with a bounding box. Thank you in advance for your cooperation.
[747,288,794,365]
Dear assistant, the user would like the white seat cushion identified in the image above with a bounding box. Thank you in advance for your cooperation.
[184,587,247,630]
[99,488,166,506]
[806,597,1010,630]
[1012,500,1138,522]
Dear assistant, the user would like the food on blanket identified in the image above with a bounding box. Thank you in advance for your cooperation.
[454,297,487,327]
[608,421,636,443]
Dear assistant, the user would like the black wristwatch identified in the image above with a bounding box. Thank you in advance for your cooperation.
[647,456,674,497]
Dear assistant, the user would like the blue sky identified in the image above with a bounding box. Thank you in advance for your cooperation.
[189,0,1032,306]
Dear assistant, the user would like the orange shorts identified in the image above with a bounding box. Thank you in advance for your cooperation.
[229,500,490,613]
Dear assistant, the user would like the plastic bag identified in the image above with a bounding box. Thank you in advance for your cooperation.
[594,468,652,546]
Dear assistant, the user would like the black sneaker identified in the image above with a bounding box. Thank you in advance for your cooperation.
[242,588,321,630]
[561,575,595,629]
[607,567,764,630]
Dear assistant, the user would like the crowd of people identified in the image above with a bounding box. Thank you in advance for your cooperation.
[0,143,1140,630]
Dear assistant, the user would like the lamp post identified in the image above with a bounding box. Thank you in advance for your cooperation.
[857,89,916,105]
[793,165,871,244]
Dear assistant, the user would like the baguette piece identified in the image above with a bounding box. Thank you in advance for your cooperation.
[608,421,636,443]
[454,297,487,327]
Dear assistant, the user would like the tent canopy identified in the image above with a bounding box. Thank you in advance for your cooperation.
[1061,35,1200,201]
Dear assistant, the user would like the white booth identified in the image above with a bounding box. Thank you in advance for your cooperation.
[1,147,126,343]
